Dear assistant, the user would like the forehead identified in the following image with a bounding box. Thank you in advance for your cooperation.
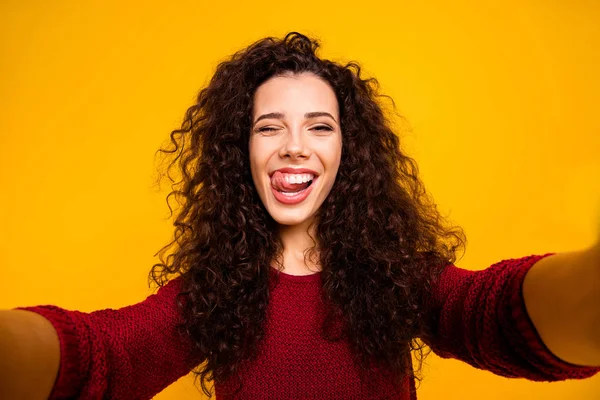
[252,73,339,117]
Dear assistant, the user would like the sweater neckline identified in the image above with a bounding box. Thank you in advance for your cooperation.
[269,266,322,282]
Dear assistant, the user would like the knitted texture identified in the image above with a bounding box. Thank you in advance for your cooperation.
[17,279,199,399]
[18,253,600,399]
[422,254,600,381]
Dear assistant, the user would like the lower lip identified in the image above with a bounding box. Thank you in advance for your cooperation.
[271,177,318,205]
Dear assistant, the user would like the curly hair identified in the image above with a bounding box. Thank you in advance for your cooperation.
[150,32,466,397]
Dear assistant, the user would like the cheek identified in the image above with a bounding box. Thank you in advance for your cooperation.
[319,140,342,170]
[249,140,272,188]
[249,139,262,166]
[248,144,260,186]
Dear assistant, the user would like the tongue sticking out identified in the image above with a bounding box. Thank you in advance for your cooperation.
[271,171,312,192]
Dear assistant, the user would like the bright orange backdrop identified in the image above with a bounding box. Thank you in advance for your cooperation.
[1,1,599,399]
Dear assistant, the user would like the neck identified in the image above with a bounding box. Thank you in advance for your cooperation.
[276,218,321,275]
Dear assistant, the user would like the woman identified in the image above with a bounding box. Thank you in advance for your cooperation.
[2,32,599,399]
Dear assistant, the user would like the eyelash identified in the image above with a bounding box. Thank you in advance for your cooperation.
[257,125,333,133]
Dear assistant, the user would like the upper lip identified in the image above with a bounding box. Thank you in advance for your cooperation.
[269,167,320,177]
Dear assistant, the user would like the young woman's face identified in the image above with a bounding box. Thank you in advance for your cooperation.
[249,72,342,227]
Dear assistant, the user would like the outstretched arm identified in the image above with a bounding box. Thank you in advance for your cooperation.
[0,309,60,400]
[522,243,600,367]
[422,252,600,381]
[4,276,201,400]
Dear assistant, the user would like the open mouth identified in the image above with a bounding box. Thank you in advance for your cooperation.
[269,171,318,204]
[274,179,314,194]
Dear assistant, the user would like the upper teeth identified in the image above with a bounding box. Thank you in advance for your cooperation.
[283,173,314,184]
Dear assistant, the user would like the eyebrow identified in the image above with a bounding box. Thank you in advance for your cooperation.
[253,111,337,124]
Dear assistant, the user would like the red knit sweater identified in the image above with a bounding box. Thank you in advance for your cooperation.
[17,253,600,399]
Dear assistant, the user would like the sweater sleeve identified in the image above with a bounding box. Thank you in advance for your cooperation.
[15,276,201,400]
[421,253,600,381]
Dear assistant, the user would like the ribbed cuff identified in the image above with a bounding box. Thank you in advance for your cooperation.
[15,305,87,399]
[508,253,600,380]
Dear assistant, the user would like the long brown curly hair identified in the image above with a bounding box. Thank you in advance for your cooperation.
[150,32,466,397]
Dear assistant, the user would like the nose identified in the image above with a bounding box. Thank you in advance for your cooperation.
[279,129,310,159]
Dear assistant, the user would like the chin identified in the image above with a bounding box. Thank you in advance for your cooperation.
[269,207,314,227]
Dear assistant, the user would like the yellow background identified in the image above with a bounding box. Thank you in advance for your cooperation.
[1,0,599,399]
